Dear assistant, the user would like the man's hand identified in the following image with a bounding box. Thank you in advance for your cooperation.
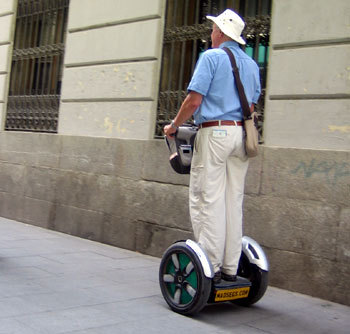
[164,124,176,138]
[163,91,203,138]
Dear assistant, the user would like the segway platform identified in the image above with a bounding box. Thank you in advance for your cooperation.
[209,276,251,303]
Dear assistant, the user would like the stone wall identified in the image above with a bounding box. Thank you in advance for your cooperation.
[58,0,165,139]
[243,147,349,306]
[0,132,192,253]
[0,131,349,305]
[256,0,350,305]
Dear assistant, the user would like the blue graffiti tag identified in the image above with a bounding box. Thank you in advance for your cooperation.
[291,159,350,185]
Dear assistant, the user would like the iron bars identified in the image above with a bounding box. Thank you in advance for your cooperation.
[5,0,69,132]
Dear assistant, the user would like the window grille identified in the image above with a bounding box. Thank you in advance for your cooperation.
[155,0,271,138]
[5,0,69,133]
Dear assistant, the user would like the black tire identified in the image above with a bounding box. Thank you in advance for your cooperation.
[159,241,212,315]
[234,252,268,306]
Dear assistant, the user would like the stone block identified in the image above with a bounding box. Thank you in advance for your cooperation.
[59,136,114,174]
[53,204,104,242]
[64,19,161,66]
[23,166,59,202]
[107,177,145,220]
[135,221,194,257]
[58,101,155,140]
[68,0,163,31]
[0,162,25,195]
[0,15,12,43]
[136,180,192,231]
[101,215,137,251]
[61,61,157,101]
[0,1,16,14]
[54,172,146,222]
[266,247,350,306]
[0,192,24,222]
[21,197,54,229]
[0,44,9,72]
[0,132,61,168]
[260,147,350,206]
[271,0,350,45]
[263,99,350,150]
[142,139,190,186]
[243,195,339,261]
[59,135,144,179]
[268,45,350,97]
[55,170,116,214]
[108,139,145,180]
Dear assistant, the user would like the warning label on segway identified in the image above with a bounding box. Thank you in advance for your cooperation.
[214,287,250,302]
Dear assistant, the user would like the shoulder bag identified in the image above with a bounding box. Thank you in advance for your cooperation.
[223,47,259,158]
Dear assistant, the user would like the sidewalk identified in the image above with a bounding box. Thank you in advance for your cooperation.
[0,217,349,334]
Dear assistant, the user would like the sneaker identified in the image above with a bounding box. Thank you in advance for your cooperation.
[213,271,221,284]
[221,272,237,282]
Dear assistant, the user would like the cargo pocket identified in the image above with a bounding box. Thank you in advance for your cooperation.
[190,165,204,194]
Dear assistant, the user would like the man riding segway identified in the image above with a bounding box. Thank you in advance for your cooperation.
[160,10,267,315]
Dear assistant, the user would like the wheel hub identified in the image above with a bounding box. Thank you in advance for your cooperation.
[177,275,183,284]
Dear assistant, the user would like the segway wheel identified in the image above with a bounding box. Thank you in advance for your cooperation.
[159,241,211,315]
[234,252,268,306]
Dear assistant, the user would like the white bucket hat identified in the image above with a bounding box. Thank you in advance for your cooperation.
[206,9,246,45]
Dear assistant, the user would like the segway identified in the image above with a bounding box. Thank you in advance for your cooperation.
[160,126,269,315]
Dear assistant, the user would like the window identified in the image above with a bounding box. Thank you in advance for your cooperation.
[155,0,271,138]
[5,0,69,132]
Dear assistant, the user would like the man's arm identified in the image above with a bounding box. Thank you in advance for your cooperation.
[250,103,255,113]
[164,91,203,137]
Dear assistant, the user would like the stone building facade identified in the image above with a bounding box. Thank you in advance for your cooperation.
[0,0,349,305]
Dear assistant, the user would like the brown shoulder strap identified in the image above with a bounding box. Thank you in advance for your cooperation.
[222,47,252,120]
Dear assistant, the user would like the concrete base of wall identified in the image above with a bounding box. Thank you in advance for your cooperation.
[0,132,349,306]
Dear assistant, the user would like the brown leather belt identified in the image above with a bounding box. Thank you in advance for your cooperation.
[199,120,243,128]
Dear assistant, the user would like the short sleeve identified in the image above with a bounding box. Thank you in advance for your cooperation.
[187,51,216,96]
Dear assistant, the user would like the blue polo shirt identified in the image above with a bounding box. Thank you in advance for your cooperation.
[187,41,261,124]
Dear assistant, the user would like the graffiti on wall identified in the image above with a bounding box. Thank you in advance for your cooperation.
[291,159,350,185]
